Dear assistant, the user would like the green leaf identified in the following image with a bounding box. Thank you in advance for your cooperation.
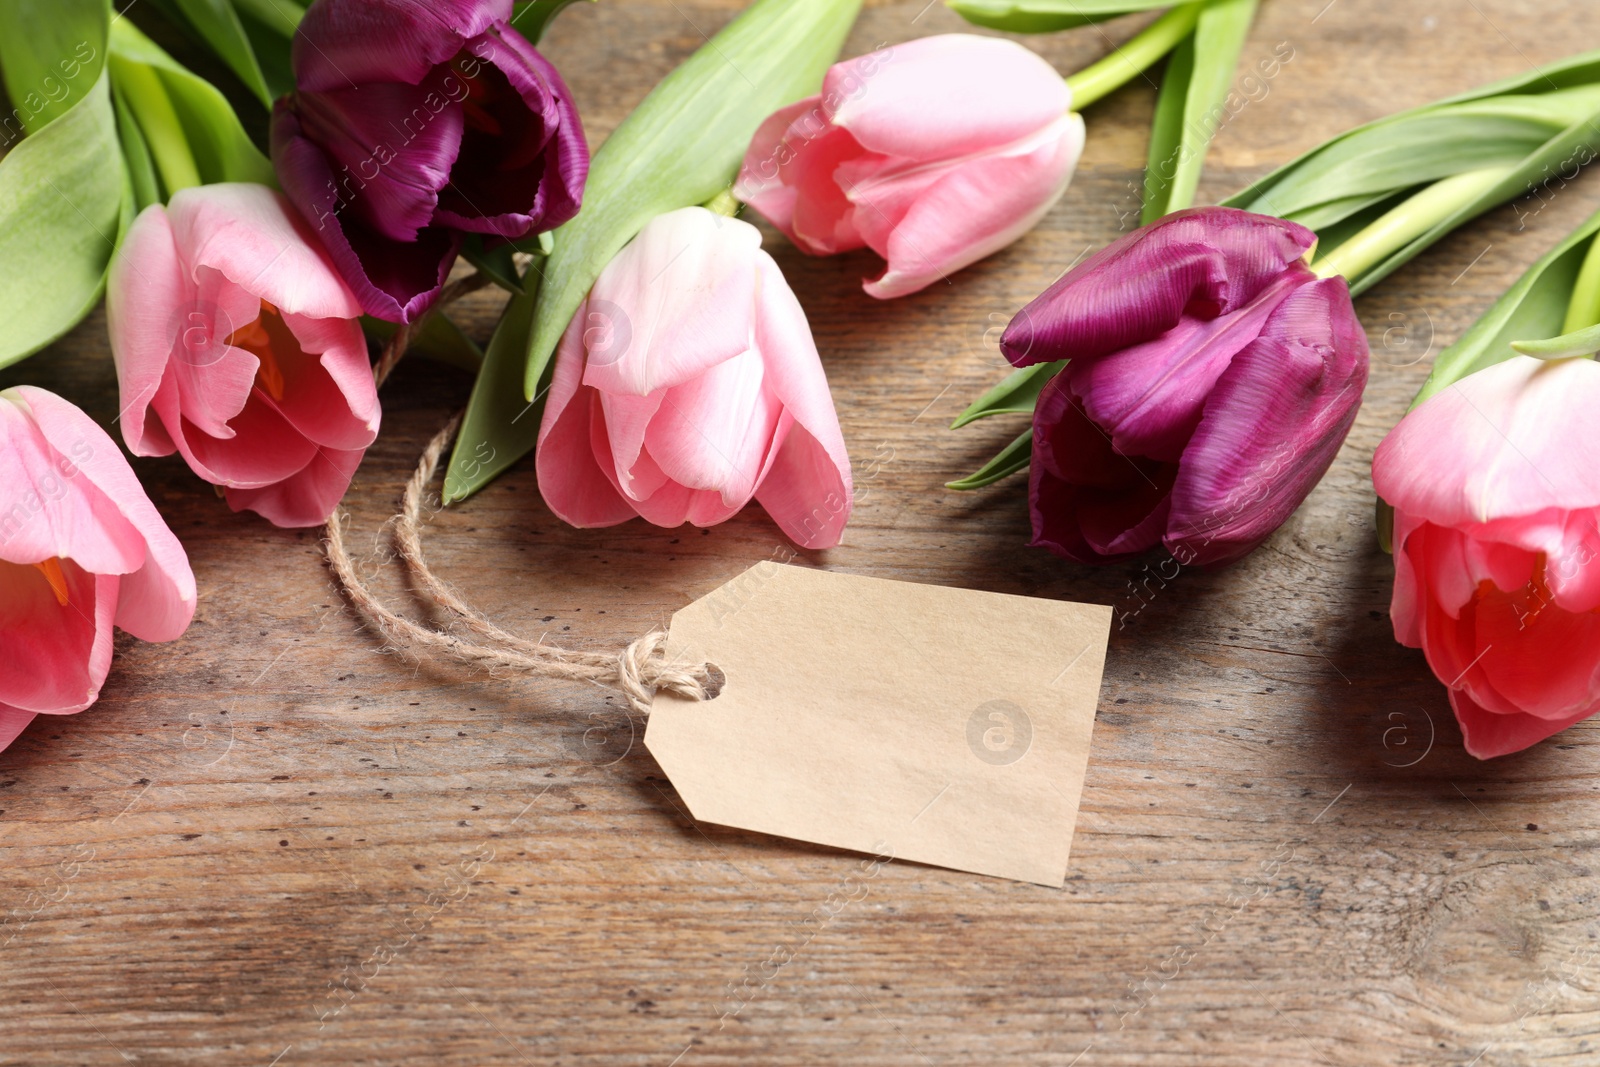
[1223,70,1600,294]
[0,71,127,368]
[444,285,542,503]
[168,0,275,107]
[461,235,525,294]
[947,430,1033,491]
[948,0,1174,33]
[0,0,109,136]
[1230,95,1590,227]
[1141,0,1257,222]
[109,19,274,190]
[521,0,863,400]
[950,361,1064,429]
[1511,321,1600,360]
[510,0,595,44]
[363,312,485,376]
[1412,207,1600,408]
[111,78,162,211]
[232,0,303,37]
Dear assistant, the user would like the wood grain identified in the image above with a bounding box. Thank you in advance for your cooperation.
[4,1,1600,1064]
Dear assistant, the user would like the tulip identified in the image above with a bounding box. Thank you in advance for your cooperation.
[0,386,196,754]
[734,33,1084,300]
[107,183,379,529]
[1374,355,1600,759]
[272,0,589,322]
[537,206,853,548]
[1002,207,1369,566]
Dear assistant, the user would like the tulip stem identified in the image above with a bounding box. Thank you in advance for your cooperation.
[1563,232,1600,334]
[1064,3,1204,111]
[1310,165,1515,284]
[703,187,742,218]
[108,57,201,196]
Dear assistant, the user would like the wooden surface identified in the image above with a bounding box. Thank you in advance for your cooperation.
[5,1,1600,1063]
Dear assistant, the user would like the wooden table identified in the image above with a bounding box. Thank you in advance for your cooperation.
[5,1,1600,1063]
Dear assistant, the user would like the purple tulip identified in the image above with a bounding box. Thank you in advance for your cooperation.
[1002,207,1369,567]
[271,0,589,322]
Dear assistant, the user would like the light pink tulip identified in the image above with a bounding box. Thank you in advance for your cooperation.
[0,386,196,754]
[1374,356,1600,758]
[537,206,853,548]
[108,183,380,528]
[734,34,1085,299]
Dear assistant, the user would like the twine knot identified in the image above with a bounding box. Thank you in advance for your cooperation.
[323,412,719,718]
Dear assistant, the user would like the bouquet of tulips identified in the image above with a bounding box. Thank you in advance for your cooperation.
[3,0,1600,763]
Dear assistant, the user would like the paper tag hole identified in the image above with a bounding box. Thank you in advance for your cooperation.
[701,663,726,700]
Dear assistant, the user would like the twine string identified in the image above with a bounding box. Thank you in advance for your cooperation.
[323,412,720,716]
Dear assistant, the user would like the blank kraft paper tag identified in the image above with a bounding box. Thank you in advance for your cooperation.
[645,565,1113,887]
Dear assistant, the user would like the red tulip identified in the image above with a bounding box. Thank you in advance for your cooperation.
[108,183,379,528]
[1004,207,1369,566]
[735,34,1084,299]
[1375,355,1600,758]
[0,387,195,753]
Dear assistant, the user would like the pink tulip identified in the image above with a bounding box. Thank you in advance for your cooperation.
[0,386,196,754]
[108,183,380,528]
[537,206,853,548]
[734,34,1084,299]
[1373,355,1600,758]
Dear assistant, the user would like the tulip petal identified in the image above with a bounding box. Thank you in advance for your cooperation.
[433,23,588,237]
[167,183,365,321]
[826,35,1071,162]
[1467,577,1600,722]
[272,105,459,323]
[0,706,34,753]
[1069,266,1307,465]
[0,560,117,714]
[288,77,463,243]
[107,203,188,458]
[535,308,638,528]
[597,389,667,500]
[581,208,763,398]
[1166,277,1368,567]
[293,0,508,93]
[10,388,196,642]
[271,311,381,451]
[748,255,852,548]
[1029,385,1176,563]
[734,97,817,242]
[785,124,872,256]
[0,393,146,578]
[1450,688,1596,760]
[1001,207,1317,368]
[225,446,366,528]
[646,346,779,507]
[1373,356,1600,528]
[179,391,321,489]
[860,113,1083,299]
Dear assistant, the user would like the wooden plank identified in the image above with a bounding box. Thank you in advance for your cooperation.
[2,1,1599,1063]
